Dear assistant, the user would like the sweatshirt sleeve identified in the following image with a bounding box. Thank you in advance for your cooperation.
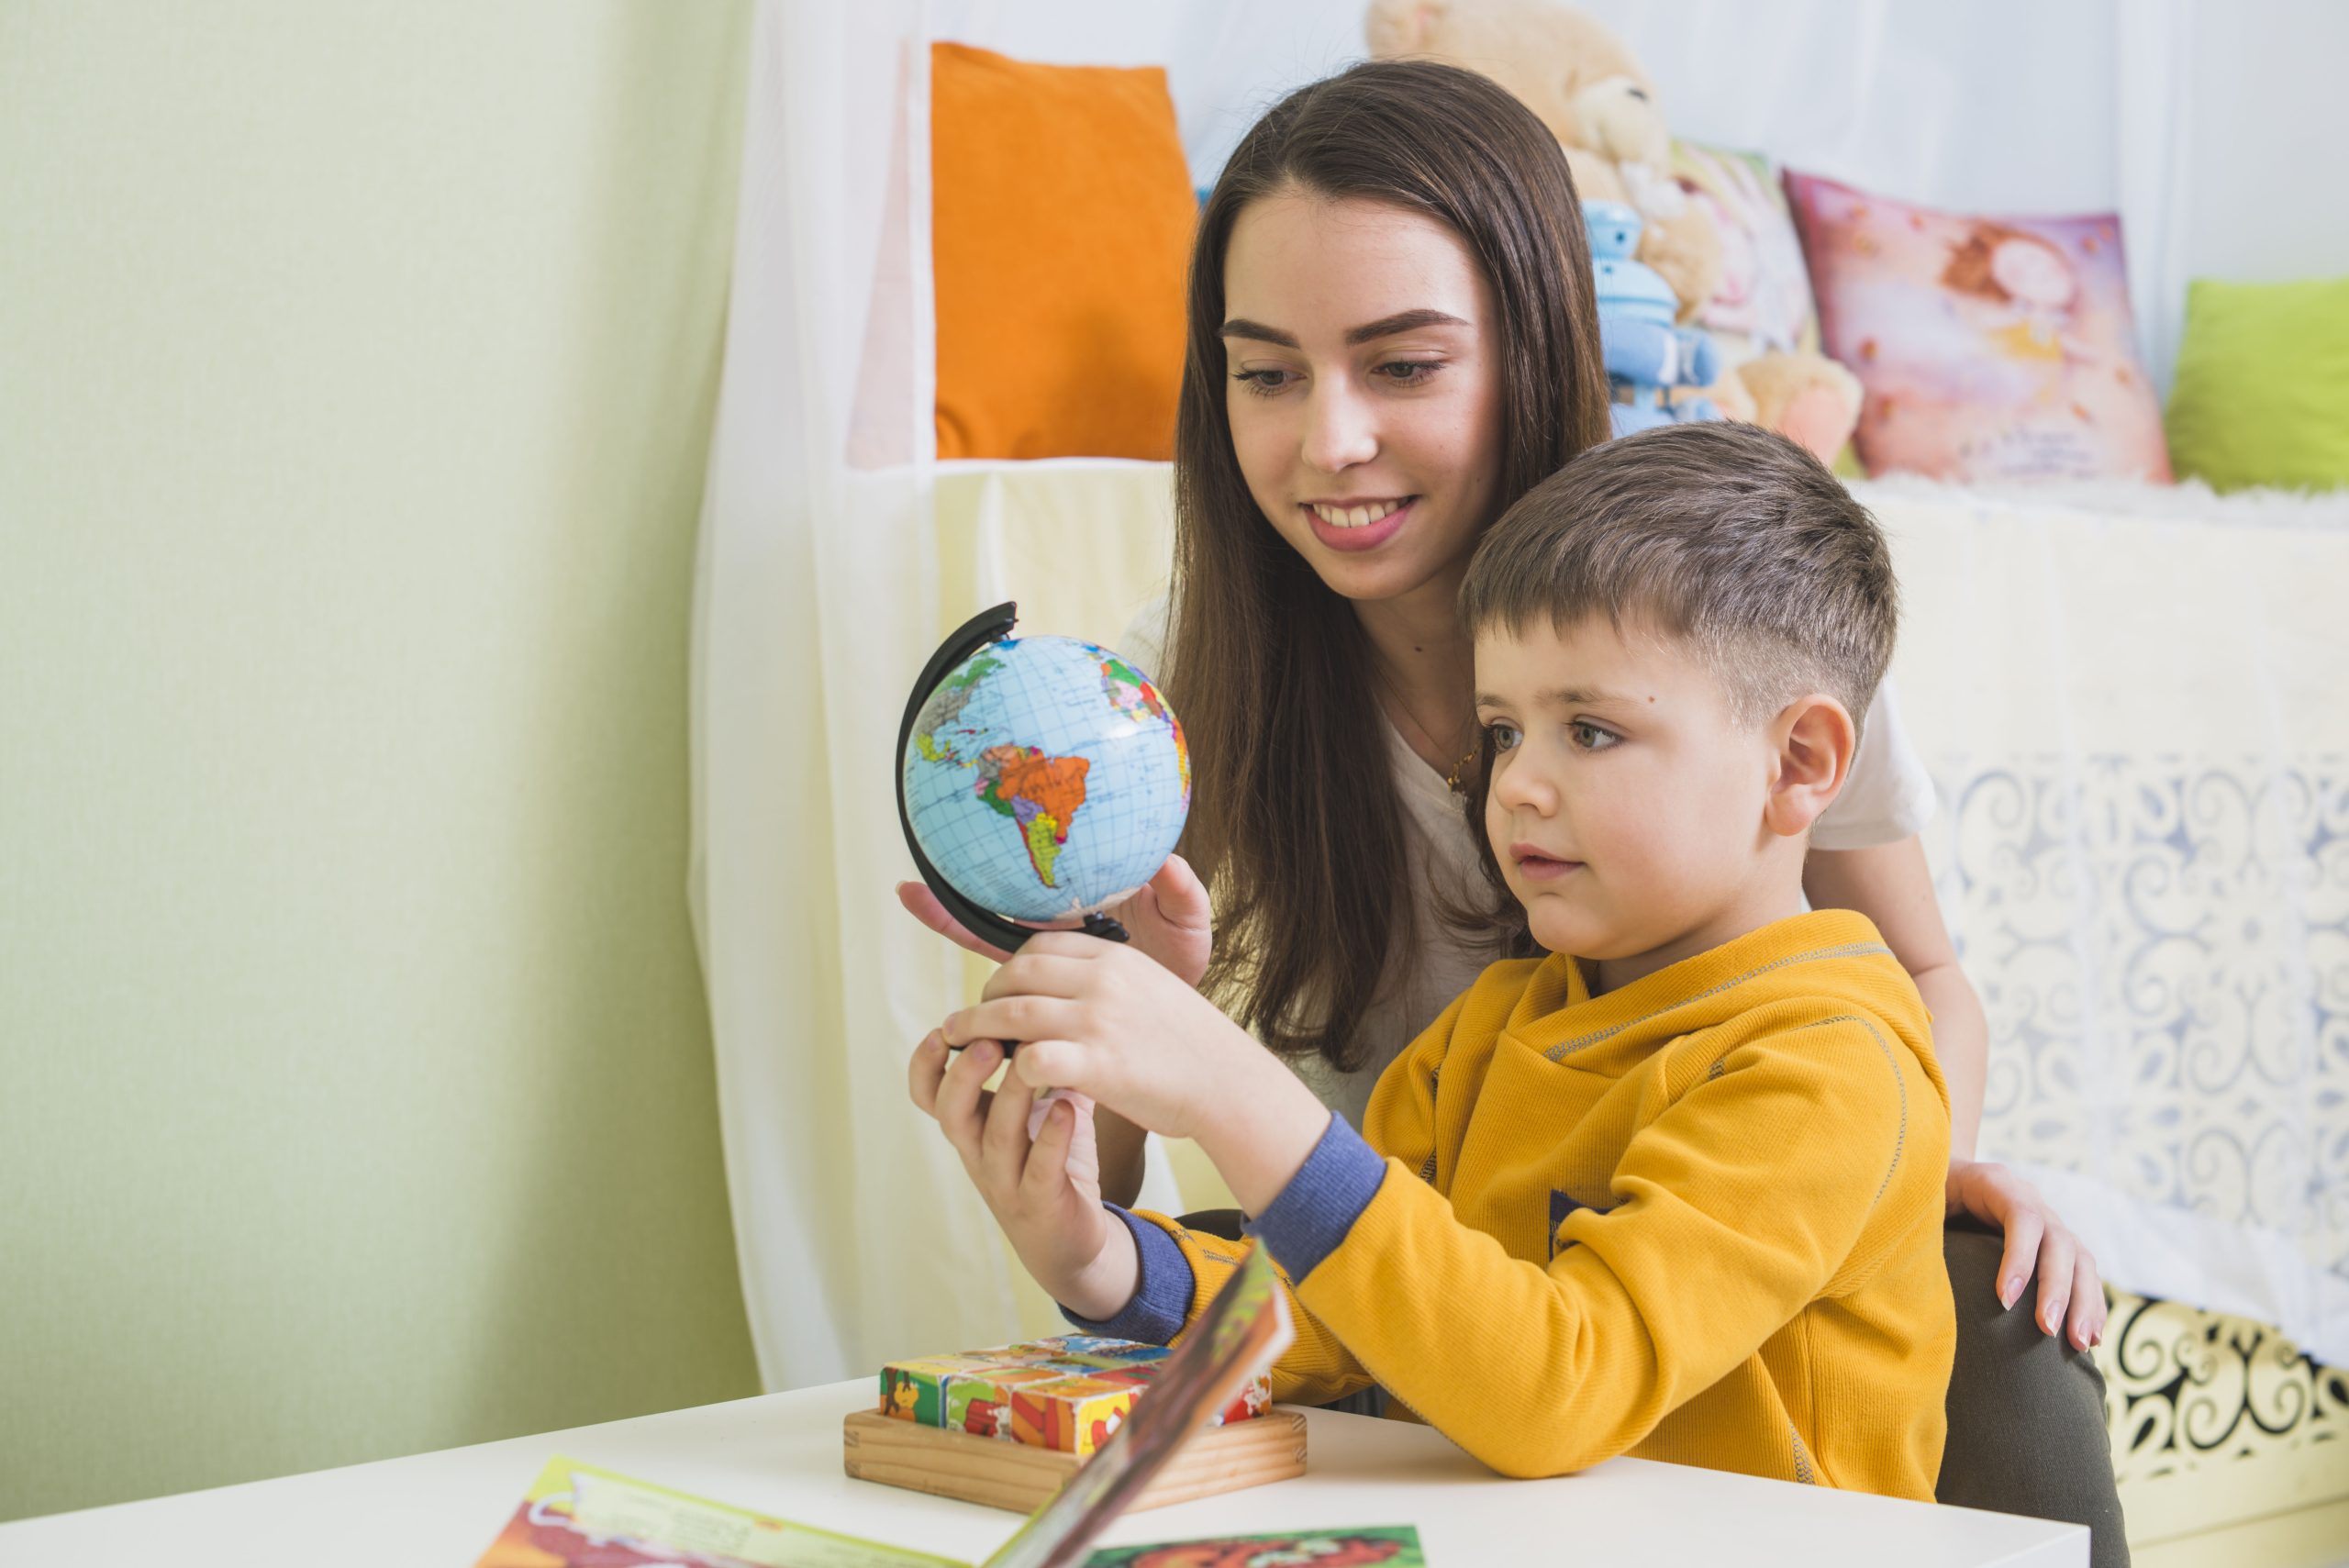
[1084,993,1470,1406]
[1276,1015,1937,1477]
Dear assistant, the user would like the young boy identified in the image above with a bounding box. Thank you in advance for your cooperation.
[909,422,1955,1497]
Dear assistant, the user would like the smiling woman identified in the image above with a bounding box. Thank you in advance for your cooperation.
[1164,61,1608,1085]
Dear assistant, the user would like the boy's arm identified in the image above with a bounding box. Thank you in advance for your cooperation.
[1260,1018,1942,1478]
[1067,1205,1374,1408]
[1063,991,1467,1407]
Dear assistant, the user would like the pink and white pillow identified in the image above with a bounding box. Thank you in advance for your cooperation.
[1785,172,2171,484]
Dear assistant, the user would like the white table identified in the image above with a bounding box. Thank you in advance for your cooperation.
[0,1380,2087,1566]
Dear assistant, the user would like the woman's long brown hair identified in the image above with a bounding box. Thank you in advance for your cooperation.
[1167,60,1610,1072]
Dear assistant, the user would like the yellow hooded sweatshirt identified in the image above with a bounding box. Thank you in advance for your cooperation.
[1095,909,1955,1499]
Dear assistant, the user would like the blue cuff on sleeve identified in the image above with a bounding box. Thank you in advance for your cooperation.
[1060,1205,1194,1345]
[1246,1112,1388,1284]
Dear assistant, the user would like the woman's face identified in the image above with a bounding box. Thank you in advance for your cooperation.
[1219,191,1508,607]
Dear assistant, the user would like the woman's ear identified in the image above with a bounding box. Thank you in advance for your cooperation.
[1764,694,1858,840]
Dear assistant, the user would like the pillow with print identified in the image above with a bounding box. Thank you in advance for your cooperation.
[1785,171,2171,483]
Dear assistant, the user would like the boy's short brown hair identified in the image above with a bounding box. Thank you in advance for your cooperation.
[1459,422,1898,732]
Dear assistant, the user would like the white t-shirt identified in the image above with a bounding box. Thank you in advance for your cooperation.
[1119,595,1936,1124]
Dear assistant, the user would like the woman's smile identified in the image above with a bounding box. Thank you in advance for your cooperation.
[1301,495,1417,552]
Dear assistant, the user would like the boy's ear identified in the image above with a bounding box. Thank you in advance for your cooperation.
[1763,694,1858,840]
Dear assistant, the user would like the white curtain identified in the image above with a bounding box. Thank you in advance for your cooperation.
[691,0,1025,1393]
[693,0,2349,1386]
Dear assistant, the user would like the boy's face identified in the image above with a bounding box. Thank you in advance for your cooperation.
[1475,614,1785,975]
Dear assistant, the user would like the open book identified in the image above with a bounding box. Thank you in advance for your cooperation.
[473,1246,1302,1568]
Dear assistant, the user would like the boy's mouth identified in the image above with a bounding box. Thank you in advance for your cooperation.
[1509,843,1583,882]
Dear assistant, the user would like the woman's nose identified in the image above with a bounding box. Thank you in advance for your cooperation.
[1299,382,1378,473]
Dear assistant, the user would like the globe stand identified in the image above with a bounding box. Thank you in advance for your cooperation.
[896,600,1131,961]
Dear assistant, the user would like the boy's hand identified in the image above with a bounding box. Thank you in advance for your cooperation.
[896,854,1214,987]
[941,932,1331,1215]
[938,932,1250,1141]
[907,1030,1137,1320]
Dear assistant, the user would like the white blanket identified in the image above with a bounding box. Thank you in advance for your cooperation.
[1865,476,2349,1362]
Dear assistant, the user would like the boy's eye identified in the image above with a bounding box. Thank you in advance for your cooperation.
[1486,720,1521,753]
[1568,721,1620,751]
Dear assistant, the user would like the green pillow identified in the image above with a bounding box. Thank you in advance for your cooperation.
[2165,275,2349,493]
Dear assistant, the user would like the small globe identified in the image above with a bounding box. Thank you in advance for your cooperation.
[902,633,1190,924]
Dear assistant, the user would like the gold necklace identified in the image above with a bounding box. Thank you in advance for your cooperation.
[1442,739,1482,795]
[1372,664,1480,795]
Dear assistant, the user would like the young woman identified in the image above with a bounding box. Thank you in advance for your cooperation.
[900,59,2123,1557]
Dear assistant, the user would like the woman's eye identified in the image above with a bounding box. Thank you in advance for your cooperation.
[1230,368,1294,395]
[1375,361,1441,386]
[1568,721,1620,751]
[1486,721,1521,753]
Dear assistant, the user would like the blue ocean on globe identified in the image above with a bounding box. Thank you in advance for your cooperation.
[902,634,1191,923]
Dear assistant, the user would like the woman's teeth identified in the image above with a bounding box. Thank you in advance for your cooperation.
[1309,498,1407,528]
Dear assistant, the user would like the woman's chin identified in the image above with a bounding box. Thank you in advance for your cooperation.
[1300,541,1464,606]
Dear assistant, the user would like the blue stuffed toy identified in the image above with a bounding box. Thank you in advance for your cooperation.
[1587,201,1720,438]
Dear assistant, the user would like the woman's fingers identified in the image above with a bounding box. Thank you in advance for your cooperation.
[2032,1224,2078,1337]
[896,882,1016,964]
[1120,856,1213,985]
[1950,1158,2104,1344]
[1994,1205,2046,1311]
[1149,854,1213,927]
[2067,1250,2108,1351]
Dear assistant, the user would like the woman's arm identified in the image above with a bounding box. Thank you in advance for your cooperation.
[1804,837,1985,1157]
[1804,836,2106,1349]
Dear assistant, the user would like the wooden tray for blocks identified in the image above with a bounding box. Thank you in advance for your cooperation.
[842,1407,1308,1515]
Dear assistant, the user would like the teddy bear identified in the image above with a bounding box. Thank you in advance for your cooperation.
[1366,0,1720,320]
[1364,0,1864,466]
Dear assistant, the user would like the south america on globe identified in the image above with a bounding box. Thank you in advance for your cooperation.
[902,632,1190,925]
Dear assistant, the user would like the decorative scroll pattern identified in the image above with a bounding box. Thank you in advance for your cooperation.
[2100,1285,2349,1486]
[1927,757,2349,1283]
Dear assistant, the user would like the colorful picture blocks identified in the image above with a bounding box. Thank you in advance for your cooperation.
[875,1333,1268,1455]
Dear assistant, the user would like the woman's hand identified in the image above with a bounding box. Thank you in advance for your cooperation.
[907,1030,1138,1320]
[941,933,1330,1215]
[896,854,1214,987]
[1947,1160,2107,1351]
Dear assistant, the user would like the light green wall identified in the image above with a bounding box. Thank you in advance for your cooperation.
[0,2,760,1520]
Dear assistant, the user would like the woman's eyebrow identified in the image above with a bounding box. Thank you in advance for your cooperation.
[1344,308,1469,344]
[1219,308,1471,350]
[1219,318,1298,347]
